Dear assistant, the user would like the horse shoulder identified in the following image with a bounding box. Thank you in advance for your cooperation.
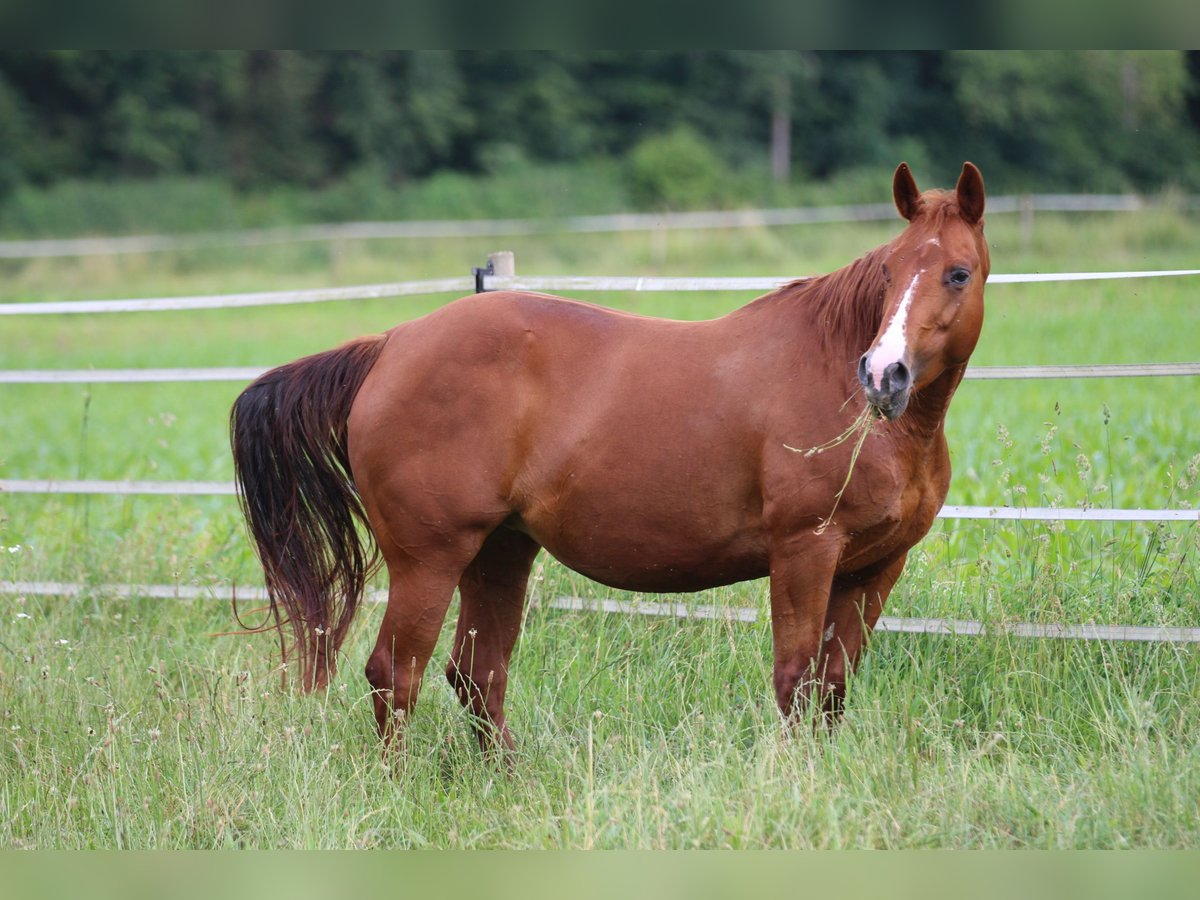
[780,427,949,574]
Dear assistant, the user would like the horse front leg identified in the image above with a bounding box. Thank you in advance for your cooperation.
[766,533,844,721]
[819,552,909,722]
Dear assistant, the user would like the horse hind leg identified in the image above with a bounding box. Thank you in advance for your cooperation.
[364,547,480,747]
[445,527,540,754]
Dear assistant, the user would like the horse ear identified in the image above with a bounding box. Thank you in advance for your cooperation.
[893,162,923,222]
[956,161,985,224]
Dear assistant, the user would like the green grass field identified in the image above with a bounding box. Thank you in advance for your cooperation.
[2,206,1199,847]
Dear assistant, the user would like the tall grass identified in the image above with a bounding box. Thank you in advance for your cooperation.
[3,569,1199,848]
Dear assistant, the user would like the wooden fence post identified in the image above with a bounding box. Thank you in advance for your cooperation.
[489,251,515,278]
[474,251,515,293]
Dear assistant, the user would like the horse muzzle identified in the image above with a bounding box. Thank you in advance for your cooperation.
[857,354,911,420]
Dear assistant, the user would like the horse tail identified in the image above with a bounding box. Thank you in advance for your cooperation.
[230,334,388,690]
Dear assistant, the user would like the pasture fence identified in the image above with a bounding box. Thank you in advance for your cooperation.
[5,363,1200,386]
[3,248,1199,645]
[6,268,1200,318]
[0,192,1196,260]
[1,580,1199,646]
[1,477,1198,526]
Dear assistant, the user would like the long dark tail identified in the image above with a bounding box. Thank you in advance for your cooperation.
[230,334,388,689]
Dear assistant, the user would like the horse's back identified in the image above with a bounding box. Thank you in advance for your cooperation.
[357,289,739,429]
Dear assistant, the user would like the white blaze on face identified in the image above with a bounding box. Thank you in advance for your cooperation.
[868,267,926,389]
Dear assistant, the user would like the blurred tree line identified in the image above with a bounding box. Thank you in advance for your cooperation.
[1,51,1198,205]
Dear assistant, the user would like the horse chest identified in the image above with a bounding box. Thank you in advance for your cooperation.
[836,440,948,571]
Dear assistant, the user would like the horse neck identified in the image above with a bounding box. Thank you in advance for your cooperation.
[901,362,968,443]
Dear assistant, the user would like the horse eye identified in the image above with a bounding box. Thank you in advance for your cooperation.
[948,267,971,286]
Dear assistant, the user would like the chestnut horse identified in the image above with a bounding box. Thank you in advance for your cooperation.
[231,162,988,749]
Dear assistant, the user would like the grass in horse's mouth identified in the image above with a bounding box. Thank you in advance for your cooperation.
[784,403,878,534]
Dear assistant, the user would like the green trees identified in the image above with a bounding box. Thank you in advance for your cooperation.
[0,51,1196,203]
[949,51,1197,190]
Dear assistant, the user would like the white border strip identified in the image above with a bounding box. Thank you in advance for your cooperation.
[5,361,1200,385]
[2,580,1197,644]
[2,480,1197,523]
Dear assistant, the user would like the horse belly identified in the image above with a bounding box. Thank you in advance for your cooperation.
[514,470,768,593]
[528,523,768,593]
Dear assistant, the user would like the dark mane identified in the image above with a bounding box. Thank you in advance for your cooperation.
[776,243,889,356]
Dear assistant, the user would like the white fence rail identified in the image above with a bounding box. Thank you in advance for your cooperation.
[0,192,1195,260]
[2,580,1198,645]
[0,367,266,384]
[0,277,474,316]
[1,479,1197,526]
[6,362,1200,386]
[1,479,236,496]
[485,269,1200,294]
[4,268,1200,317]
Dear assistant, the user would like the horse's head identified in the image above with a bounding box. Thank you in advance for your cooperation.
[858,162,989,420]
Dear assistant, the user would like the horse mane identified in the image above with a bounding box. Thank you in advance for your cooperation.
[774,243,890,356]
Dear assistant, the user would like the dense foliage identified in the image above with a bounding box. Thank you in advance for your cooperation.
[1,51,1198,210]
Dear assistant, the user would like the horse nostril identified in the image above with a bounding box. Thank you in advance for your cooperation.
[884,361,911,392]
[857,353,870,387]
